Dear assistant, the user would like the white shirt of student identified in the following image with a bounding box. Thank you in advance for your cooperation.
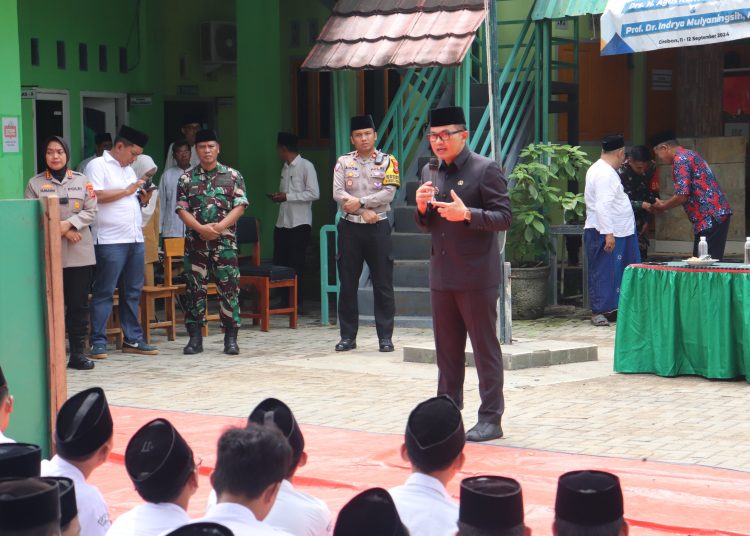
[389,473,458,536]
[207,480,332,536]
[158,166,188,238]
[584,158,635,238]
[0,429,15,443]
[186,502,293,536]
[41,455,111,536]
[77,155,96,173]
[106,502,190,536]
[275,155,320,229]
[85,151,144,244]
[163,143,199,173]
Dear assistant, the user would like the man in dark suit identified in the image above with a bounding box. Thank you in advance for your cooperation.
[415,106,512,442]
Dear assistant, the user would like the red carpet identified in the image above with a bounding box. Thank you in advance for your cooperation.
[91,406,750,535]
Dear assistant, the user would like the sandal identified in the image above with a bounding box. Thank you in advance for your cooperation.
[591,314,610,327]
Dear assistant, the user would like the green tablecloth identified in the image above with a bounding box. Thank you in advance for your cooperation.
[614,263,750,380]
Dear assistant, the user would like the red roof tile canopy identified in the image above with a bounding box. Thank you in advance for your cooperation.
[302,0,487,71]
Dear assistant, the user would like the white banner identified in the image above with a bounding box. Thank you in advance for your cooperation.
[601,0,750,55]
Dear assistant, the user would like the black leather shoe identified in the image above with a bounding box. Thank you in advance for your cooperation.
[68,355,94,370]
[379,338,394,352]
[466,422,503,442]
[335,338,357,352]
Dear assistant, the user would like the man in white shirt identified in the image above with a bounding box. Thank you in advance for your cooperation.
[389,396,465,536]
[85,125,159,358]
[334,488,408,536]
[583,134,640,327]
[164,116,201,172]
[207,398,332,536]
[270,132,320,313]
[159,140,191,238]
[0,366,15,444]
[77,133,113,173]
[41,387,114,536]
[458,476,530,536]
[0,443,42,478]
[189,426,293,536]
[107,418,198,536]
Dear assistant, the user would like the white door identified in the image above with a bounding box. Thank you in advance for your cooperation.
[80,93,126,161]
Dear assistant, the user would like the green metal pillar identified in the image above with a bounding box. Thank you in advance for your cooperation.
[541,20,551,144]
[333,70,352,158]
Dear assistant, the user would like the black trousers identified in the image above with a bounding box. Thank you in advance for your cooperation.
[63,265,94,339]
[273,225,311,309]
[336,219,394,339]
[693,215,731,261]
[432,287,504,424]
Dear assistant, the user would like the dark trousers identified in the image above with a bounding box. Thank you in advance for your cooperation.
[432,287,504,424]
[63,265,93,338]
[693,215,731,260]
[336,219,394,339]
[273,225,311,309]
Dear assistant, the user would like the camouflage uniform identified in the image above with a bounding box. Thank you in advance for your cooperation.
[176,163,249,327]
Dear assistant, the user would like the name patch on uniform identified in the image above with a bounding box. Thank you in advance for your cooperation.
[215,176,234,187]
[40,184,55,192]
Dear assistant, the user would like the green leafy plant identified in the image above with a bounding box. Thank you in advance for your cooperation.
[506,143,590,266]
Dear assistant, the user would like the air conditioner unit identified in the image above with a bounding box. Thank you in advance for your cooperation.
[200,21,236,64]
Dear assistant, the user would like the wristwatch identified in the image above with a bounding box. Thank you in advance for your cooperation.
[359,199,365,208]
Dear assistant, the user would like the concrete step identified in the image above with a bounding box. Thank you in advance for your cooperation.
[358,286,432,317]
[393,206,421,233]
[393,259,429,288]
[392,232,431,260]
[403,338,598,371]
[359,315,434,329]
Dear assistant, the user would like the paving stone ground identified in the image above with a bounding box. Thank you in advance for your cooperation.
[68,308,750,473]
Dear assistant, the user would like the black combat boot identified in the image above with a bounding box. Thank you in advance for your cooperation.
[183,323,204,355]
[68,335,94,370]
[223,327,239,355]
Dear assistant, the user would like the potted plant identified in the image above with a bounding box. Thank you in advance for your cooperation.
[506,143,590,319]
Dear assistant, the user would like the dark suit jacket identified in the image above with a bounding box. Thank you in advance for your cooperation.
[415,145,512,291]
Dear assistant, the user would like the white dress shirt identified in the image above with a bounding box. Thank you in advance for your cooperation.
[163,144,199,173]
[389,473,458,536]
[207,480,331,536]
[0,429,15,443]
[42,455,111,536]
[584,158,636,237]
[85,151,144,244]
[158,166,188,237]
[107,502,190,536]
[186,502,293,536]
[275,155,319,229]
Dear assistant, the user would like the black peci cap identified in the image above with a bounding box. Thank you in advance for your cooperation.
[460,476,524,530]
[405,395,464,471]
[118,125,149,148]
[429,106,467,127]
[165,522,235,536]
[46,476,77,528]
[601,134,624,152]
[248,398,304,458]
[555,470,624,526]
[195,129,219,144]
[277,132,298,149]
[55,387,113,459]
[334,487,409,536]
[650,130,676,148]
[0,443,42,478]
[0,477,60,531]
[350,115,375,132]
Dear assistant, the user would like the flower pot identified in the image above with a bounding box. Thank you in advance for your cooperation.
[510,264,548,320]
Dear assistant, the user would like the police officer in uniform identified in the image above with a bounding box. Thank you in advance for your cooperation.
[176,129,249,355]
[26,136,97,370]
[332,115,399,353]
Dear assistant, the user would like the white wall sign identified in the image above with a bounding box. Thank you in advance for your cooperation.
[2,117,19,153]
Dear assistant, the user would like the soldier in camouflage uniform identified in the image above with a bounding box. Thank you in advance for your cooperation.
[176,129,249,355]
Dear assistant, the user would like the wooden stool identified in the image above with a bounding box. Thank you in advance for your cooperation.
[105,293,124,349]
[140,285,178,343]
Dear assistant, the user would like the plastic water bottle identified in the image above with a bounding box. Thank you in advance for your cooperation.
[744,237,750,264]
[698,236,708,258]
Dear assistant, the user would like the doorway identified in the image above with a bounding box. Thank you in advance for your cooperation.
[34,90,70,173]
[80,92,127,161]
[163,100,215,155]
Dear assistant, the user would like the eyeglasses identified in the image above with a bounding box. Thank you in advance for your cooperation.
[427,130,466,143]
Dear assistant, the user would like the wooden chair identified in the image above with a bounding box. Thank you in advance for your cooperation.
[237,216,298,332]
[140,285,177,343]
[163,237,220,336]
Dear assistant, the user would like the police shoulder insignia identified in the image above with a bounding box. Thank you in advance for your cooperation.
[85,181,96,198]
[383,156,400,187]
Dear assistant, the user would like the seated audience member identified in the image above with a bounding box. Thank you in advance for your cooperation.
[0,443,41,477]
[165,522,235,535]
[107,418,198,536]
[554,470,628,536]
[207,398,332,535]
[458,476,529,536]
[0,477,61,536]
[48,476,81,536]
[333,488,409,536]
[0,365,15,443]
[191,426,293,535]
[389,396,465,536]
[41,387,114,536]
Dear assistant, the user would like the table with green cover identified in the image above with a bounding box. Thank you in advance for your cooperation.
[614,262,750,380]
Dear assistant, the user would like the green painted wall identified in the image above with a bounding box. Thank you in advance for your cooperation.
[0,0,24,199]
[0,200,51,453]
